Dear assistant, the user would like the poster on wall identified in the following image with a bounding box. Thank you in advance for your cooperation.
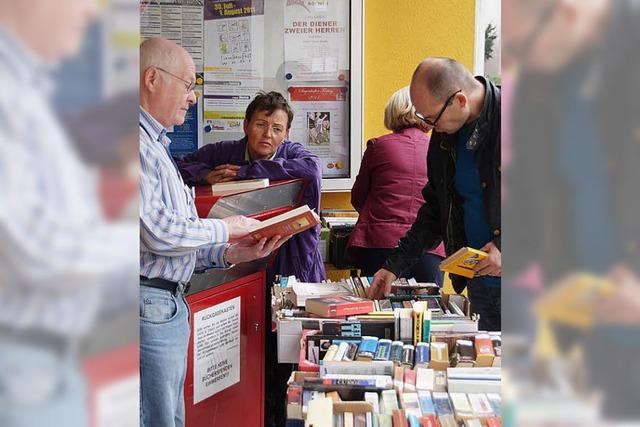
[140,0,205,72]
[283,0,349,82]
[168,87,204,155]
[203,0,265,133]
[193,296,241,404]
[288,86,348,178]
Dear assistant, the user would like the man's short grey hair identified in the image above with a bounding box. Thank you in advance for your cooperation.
[413,57,477,102]
[139,37,181,75]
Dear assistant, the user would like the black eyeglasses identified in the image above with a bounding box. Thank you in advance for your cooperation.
[155,67,196,93]
[415,89,462,127]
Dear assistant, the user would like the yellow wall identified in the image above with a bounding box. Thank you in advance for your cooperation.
[320,0,476,209]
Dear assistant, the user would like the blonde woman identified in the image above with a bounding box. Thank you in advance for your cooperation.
[347,87,445,285]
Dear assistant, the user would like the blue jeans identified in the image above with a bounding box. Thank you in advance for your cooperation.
[467,279,501,331]
[140,285,190,427]
[355,248,445,287]
[0,338,86,427]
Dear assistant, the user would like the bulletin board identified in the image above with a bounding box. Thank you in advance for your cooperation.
[141,0,363,191]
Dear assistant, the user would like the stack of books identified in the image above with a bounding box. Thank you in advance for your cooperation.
[275,275,502,426]
[286,370,503,427]
[273,276,480,365]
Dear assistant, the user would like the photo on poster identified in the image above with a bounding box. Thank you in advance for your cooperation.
[307,112,330,146]
[289,86,348,178]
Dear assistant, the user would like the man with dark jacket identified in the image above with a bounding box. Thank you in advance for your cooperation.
[368,57,501,331]
[503,0,640,420]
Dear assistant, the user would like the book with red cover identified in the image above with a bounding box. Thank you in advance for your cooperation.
[247,204,320,242]
[305,295,375,318]
[420,414,438,427]
[486,416,502,427]
[392,409,409,427]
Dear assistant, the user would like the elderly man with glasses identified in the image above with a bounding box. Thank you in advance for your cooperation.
[368,57,502,332]
[139,37,287,427]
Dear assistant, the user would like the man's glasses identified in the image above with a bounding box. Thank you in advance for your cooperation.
[415,89,462,127]
[156,67,196,93]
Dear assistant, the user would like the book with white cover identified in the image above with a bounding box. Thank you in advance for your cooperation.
[306,397,333,427]
[211,178,269,194]
[320,360,394,377]
[289,280,353,306]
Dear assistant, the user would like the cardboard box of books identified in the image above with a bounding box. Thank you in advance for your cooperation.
[286,370,502,424]
[273,276,478,364]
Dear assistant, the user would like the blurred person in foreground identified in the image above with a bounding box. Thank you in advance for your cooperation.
[347,86,446,287]
[503,0,640,420]
[368,58,502,331]
[174,90,322,427]
[139,37,287,427]
[0,0,139,426]
[176,91,325,284]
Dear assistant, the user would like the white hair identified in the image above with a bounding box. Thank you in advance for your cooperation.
[139,37,182,75]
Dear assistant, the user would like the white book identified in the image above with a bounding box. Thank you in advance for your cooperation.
[344,412,354,427]
[377,414,392,427]
[290,280,352,306]
[399,308,414,344]
[364,391,380,414]
[467,393,494,417]
[430,319,478,333]
[306,396,332,427]
[381,389,399,415]
[400,392,422,418]
[333,342,351,361]
[320,361,395,378]
[447,379,501,394]
[364,391,380,427]
[447,367,501,380]
[449,392,473,417]
[415,367,435,391]
[322,374,393,389]
[366,411,373,427]
[211,177,269,194]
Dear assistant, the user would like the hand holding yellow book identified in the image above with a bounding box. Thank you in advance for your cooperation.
[439,247,488,279]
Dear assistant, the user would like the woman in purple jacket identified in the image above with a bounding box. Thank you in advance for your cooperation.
[175,91,325,284]
[347,87,446,286]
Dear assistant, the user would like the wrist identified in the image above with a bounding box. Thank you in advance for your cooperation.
[223,244,236,268]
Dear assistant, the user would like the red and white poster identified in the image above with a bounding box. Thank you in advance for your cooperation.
[288,86,348,178]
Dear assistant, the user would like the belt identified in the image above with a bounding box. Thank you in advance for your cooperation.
[0,325,71,355]
[140,276,191,295]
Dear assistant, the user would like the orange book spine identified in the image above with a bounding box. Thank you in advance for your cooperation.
[392,409,408,427]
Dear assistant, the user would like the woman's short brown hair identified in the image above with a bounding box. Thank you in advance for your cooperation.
[383,86,429,133]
